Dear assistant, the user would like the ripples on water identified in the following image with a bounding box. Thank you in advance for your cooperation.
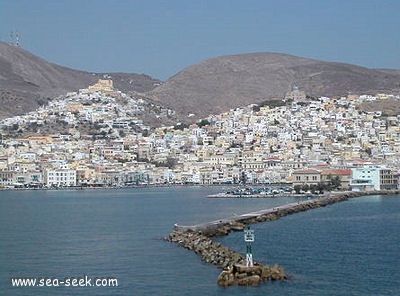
[1,187,399,296]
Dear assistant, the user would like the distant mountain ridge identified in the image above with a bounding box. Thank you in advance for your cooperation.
[148,52,400,119]
[1,42,400,121]
[0,42,160,119]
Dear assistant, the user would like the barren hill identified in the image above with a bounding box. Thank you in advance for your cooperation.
[2,43,400,122]
[147,53,400,119]
[0,42,160,118]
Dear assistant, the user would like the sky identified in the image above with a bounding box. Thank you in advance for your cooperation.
[1,0,400,80]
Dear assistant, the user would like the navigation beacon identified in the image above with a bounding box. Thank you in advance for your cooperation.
[244,226,255,267]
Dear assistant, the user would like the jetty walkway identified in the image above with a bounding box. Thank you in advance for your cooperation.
[174,193,337,232]
[174,190,399,233]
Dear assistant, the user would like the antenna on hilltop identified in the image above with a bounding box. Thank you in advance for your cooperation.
[9,30,21,47]
[15,31,20,46]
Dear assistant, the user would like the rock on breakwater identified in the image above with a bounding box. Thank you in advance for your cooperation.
[167,231,244,268]
[217,264,287,287]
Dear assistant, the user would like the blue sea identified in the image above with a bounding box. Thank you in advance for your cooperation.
[1,187,399,295]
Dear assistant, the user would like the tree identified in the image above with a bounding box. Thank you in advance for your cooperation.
[141,129,149,137]
[37,97,50,106]
[174,123,188,130]
[118,130,126,138]
[197,119,210,127]
[294,185,302,194]
[240,171,247,184]
[336,136,344,142]
[152,157,177,169]
[316,182,327,194]
[301,184,310,192]
[165,157,177,169]
[330,176,341,190]
[11,123,19,131]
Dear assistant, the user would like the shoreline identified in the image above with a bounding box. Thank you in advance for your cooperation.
[0,183,271,191]
[207,192,308,198]
[0,182,293,191]
[166,190,400,286]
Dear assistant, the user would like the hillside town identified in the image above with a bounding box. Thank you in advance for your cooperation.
[1,79,400,192]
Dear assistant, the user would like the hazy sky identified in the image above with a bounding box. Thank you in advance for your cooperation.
[1,0,400,80]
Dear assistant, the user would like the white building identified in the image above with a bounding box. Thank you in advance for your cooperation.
[350,165,380,191]
[350,165,397,191]
[44,169,77,187]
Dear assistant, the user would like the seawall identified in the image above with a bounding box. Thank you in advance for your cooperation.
[166,190,399,286]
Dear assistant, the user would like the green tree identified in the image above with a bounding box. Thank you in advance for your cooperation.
[174,123,188,130]
[197,119,210,127]
[165,157,178,169]
[329,176,341,190]
[301,184,310,192]
[294,185,302,194]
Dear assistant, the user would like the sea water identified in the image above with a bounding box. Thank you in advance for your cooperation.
[0,187,399,295]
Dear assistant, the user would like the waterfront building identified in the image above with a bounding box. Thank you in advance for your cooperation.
[292,169,321,187]
[379,168,398,190]
[350,165,397,191]
[14,171,42,186]
[0,171,16,186]
[44,169,77,187]
[350,165,380,191]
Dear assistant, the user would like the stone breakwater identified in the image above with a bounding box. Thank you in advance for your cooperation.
[166,190,399,286]
[166,230,287,286]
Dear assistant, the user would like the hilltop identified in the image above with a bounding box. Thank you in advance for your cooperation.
[147,52,400,119]
[0,42,160,119]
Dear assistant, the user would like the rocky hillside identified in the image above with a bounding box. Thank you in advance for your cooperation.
[0,42,160,119]
[147,53,400,119]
